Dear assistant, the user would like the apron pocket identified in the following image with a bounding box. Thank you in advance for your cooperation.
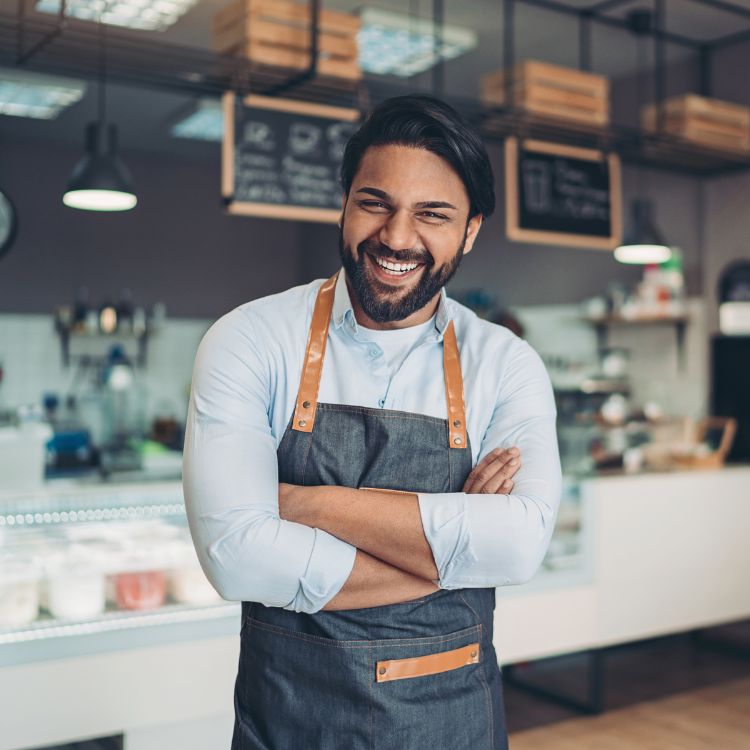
[371,624,495,750]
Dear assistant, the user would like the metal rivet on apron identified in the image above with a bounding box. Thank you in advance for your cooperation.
[470,650,478,659]
[298,419,307,427]
[454,436,462,445]
[302,400,311,409]
[378,666,387,675]
[453,419,461,428]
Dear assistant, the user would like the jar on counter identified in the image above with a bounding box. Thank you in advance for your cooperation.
[0,554,41,628]
[165,540,221,606]
[44,545,108,620]
[115,571,167,611]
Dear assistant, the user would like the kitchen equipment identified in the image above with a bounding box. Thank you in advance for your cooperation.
[0,417,53,492]
[711,335,750,461]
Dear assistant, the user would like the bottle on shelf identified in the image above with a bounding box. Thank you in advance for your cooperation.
[117,288,134,336]
[72,286,90,333]
[98,300,118,335]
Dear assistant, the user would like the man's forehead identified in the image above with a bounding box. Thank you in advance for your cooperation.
[353,144,469,205]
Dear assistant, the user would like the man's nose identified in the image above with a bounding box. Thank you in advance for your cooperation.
[378,210,417,252]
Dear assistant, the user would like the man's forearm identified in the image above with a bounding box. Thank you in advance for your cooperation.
[280,484,439,580]
[323,548,438,610]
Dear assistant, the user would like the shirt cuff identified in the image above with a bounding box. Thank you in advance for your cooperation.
[417,492,479,590]
[284,528,357,613]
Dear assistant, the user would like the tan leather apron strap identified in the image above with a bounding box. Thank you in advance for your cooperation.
[443,320,468,450]
[293,273,468,449]
[292,273,338,434]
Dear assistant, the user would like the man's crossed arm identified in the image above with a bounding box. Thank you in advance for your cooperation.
[278,447,522,610]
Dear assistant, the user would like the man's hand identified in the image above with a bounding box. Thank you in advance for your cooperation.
[278,482,310,524]
[462,447,521,494]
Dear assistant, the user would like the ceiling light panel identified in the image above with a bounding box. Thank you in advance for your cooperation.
[358,8,477,77]
[0,68,86,119]
[35,0,199,32]
[171,99,223,142]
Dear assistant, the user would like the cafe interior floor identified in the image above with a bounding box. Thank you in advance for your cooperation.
[506,619,750,746]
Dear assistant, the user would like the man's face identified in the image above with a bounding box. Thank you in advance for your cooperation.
[339,144,482,326]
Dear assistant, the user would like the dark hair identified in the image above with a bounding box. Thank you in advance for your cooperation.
[341,95,495,219]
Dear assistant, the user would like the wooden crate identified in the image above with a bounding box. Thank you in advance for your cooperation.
[213,0,361,84]
[642,94,750,153]
[481,60,609,127]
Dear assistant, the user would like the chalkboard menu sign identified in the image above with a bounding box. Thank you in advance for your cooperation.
[222,93,360,223]
[504,137,622,250]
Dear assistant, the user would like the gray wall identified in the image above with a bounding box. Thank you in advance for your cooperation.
[0,50,728,322]
[0,140,306,319]
[299,141,703,310]
[702,38,750,333]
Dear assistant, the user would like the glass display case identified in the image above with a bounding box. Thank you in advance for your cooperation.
[0,481,238,666]
[520,474,595,594]
[0,474,594,664]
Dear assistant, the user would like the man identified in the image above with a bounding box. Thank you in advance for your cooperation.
[183,95,562,749]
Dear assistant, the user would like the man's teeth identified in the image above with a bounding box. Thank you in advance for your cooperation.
[374,256,420,275]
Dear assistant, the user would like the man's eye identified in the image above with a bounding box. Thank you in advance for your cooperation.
[419,211,448,221]
[359,200,388,210]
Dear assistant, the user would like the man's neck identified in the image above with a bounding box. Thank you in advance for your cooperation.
[345,276,439,331]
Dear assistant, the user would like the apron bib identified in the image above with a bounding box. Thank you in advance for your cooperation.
[231,273,507,750]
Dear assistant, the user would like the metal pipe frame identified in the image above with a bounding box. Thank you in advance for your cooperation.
[16,0,67,66]
[516,0,750,50]
[432,0,445,96]
[654,0,666,133]
[504,0,515,107]
[263,0,321,97]
[579,12,592,71]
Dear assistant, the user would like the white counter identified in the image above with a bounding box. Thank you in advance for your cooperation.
[495,465,750,664]
[2,467,749,749]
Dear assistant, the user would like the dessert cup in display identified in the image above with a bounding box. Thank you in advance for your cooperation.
[167,557,221,606]
[115,571,167,611]
[0,554,41,628]
[44,545,109,620]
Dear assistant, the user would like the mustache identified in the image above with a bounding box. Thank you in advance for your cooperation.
[357,238,433,266]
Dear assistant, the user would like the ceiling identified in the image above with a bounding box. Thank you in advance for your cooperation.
[0,0,749,158]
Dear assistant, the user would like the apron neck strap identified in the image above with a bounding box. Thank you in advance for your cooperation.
[292,272,468,449]
[292,272,338,434]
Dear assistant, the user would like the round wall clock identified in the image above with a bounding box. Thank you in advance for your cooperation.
[0,188,18,261]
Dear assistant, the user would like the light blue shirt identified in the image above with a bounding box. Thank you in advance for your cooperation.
[182,270,562,614]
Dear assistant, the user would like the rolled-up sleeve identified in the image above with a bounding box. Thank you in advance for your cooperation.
[418,338,562,589]
[182,309,356,613]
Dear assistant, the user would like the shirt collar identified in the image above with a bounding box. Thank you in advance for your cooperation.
[331,267,451,337]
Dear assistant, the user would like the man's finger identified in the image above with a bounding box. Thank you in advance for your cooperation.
[463,449,520,493]
[468,456,522,494]
[479,467,519,494]
[463,448,503,492]
[464,449,519,493]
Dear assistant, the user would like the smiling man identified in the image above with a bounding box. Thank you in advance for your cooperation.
[183,96,562,750]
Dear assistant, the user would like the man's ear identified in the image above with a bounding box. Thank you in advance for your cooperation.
[338,194,348,228]
[462,214,483,256]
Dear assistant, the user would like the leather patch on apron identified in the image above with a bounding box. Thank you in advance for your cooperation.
[376,642,481,683]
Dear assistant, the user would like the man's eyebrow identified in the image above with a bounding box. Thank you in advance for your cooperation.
[355,187,390,200]
[355,188,458,211]
[414,201,458,211]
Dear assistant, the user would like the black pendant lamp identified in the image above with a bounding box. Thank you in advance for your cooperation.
[614,10,670,265]
[614,198,671,264]
[63,15,136,212]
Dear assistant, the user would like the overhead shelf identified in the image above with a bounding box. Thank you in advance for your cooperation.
[582,313,690,370]
[480,106,750,176]
[2,9,750,177]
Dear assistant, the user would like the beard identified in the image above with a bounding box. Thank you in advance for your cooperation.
[338,225,467,324]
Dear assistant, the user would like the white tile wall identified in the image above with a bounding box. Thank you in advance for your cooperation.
[0,314,212,426]
[515,296,709,420]
[0,295,711,437]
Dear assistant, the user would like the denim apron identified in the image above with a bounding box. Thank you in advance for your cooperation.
[231,273,507,749]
